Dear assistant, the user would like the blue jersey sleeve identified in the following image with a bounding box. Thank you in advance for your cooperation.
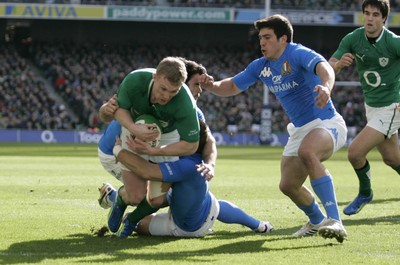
[98,120,122,155]
[159,154,203,183]
[232,59,263,91]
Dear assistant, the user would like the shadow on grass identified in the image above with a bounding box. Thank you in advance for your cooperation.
[0,230,335,264]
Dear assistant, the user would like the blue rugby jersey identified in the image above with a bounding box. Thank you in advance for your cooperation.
[232,43,337,127]
[159,153,211,232]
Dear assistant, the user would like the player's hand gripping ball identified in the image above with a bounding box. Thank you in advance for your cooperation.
[134,114,162,148]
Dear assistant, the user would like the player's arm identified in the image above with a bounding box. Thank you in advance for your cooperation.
[114,108,136,133]
[113,139,163,182]
[200,75,242,97]
[196,129,217,181]
[314,61,335,109]
[328,53,354,75]
[129,138,198,157]
[114,108,159,142]
[202,130,217,167]
[99,95,119,123]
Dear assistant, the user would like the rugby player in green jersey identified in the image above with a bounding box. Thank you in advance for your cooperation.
[329,0,400,215]
[107,57,200,233]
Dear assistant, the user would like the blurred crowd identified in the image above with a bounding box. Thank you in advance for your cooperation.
[0,43,77,130]
[0,39,366,137]
[1,0,399,11]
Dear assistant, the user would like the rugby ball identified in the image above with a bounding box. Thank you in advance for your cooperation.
[134,114,162,148]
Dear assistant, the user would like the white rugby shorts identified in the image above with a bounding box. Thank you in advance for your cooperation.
[283,114,347,156]
[365,103,400,137]
[97,148,122,182]
[148,192,220,237]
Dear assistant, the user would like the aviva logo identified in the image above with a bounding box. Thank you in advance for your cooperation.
[5,5,77,18]
[5,5,16,15]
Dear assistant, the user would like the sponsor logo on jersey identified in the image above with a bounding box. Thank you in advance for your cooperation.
[259,67,273,78]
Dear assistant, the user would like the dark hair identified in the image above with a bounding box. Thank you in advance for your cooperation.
[362,0,390,22]
[177,57,207,84]
[196,120,209,154]
[254,14,293,43]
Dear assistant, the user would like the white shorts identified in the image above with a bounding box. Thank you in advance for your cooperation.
[119,127,180,171]
[148,192,220,237]
[365,103,400,137]
[283,114,347,156]
[97,148,122,182]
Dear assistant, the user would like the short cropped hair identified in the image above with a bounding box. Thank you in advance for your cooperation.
[362,0,390,22]
[254,14,293,43]
[156,57,187,85]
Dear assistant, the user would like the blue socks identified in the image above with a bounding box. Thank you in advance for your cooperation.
[298,199,325,225]
[311,175,340,222]
[217,200,259,230]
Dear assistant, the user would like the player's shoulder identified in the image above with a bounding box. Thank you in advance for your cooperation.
[286,43,321,62]
[129,68,156,75]
[286,42,313,55]
[383,27,400,41]
[177,83,196,103]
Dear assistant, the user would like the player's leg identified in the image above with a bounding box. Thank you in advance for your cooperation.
[280,155,326,237]
[377,131,400,172]
[116,190,169,238]
[280,122,327,237]
[108,170,147,233]
[216,200,273,233]
[120,170,147,205]
[300,118,348,243]
[345,103,400,215]
[298,127,341,222]
[300,127,347,242]
[345,126,384,215]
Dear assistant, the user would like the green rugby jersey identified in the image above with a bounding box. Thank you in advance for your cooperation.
[332,27,400,107]
[116,68,199,143]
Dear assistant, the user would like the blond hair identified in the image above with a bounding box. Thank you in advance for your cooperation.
[156,57,187,85]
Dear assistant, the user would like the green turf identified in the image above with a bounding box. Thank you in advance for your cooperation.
[0,144,399,264]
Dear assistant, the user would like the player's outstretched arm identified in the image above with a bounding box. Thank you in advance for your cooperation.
[199,75,241,97]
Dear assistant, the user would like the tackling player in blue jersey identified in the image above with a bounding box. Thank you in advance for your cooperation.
[113,119,273,237]
[200,15,348,243]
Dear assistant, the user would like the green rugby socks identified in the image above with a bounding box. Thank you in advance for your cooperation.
[355,160,372,197]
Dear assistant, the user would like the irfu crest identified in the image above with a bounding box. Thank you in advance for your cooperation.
[379,57,389,67]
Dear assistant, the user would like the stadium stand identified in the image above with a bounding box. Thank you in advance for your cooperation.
[0,38,366,134]
[0,43,78,130]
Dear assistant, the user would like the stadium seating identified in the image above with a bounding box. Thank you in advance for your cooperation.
[0,39,366,134]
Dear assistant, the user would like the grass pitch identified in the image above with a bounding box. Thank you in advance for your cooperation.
[0,143,399,264]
